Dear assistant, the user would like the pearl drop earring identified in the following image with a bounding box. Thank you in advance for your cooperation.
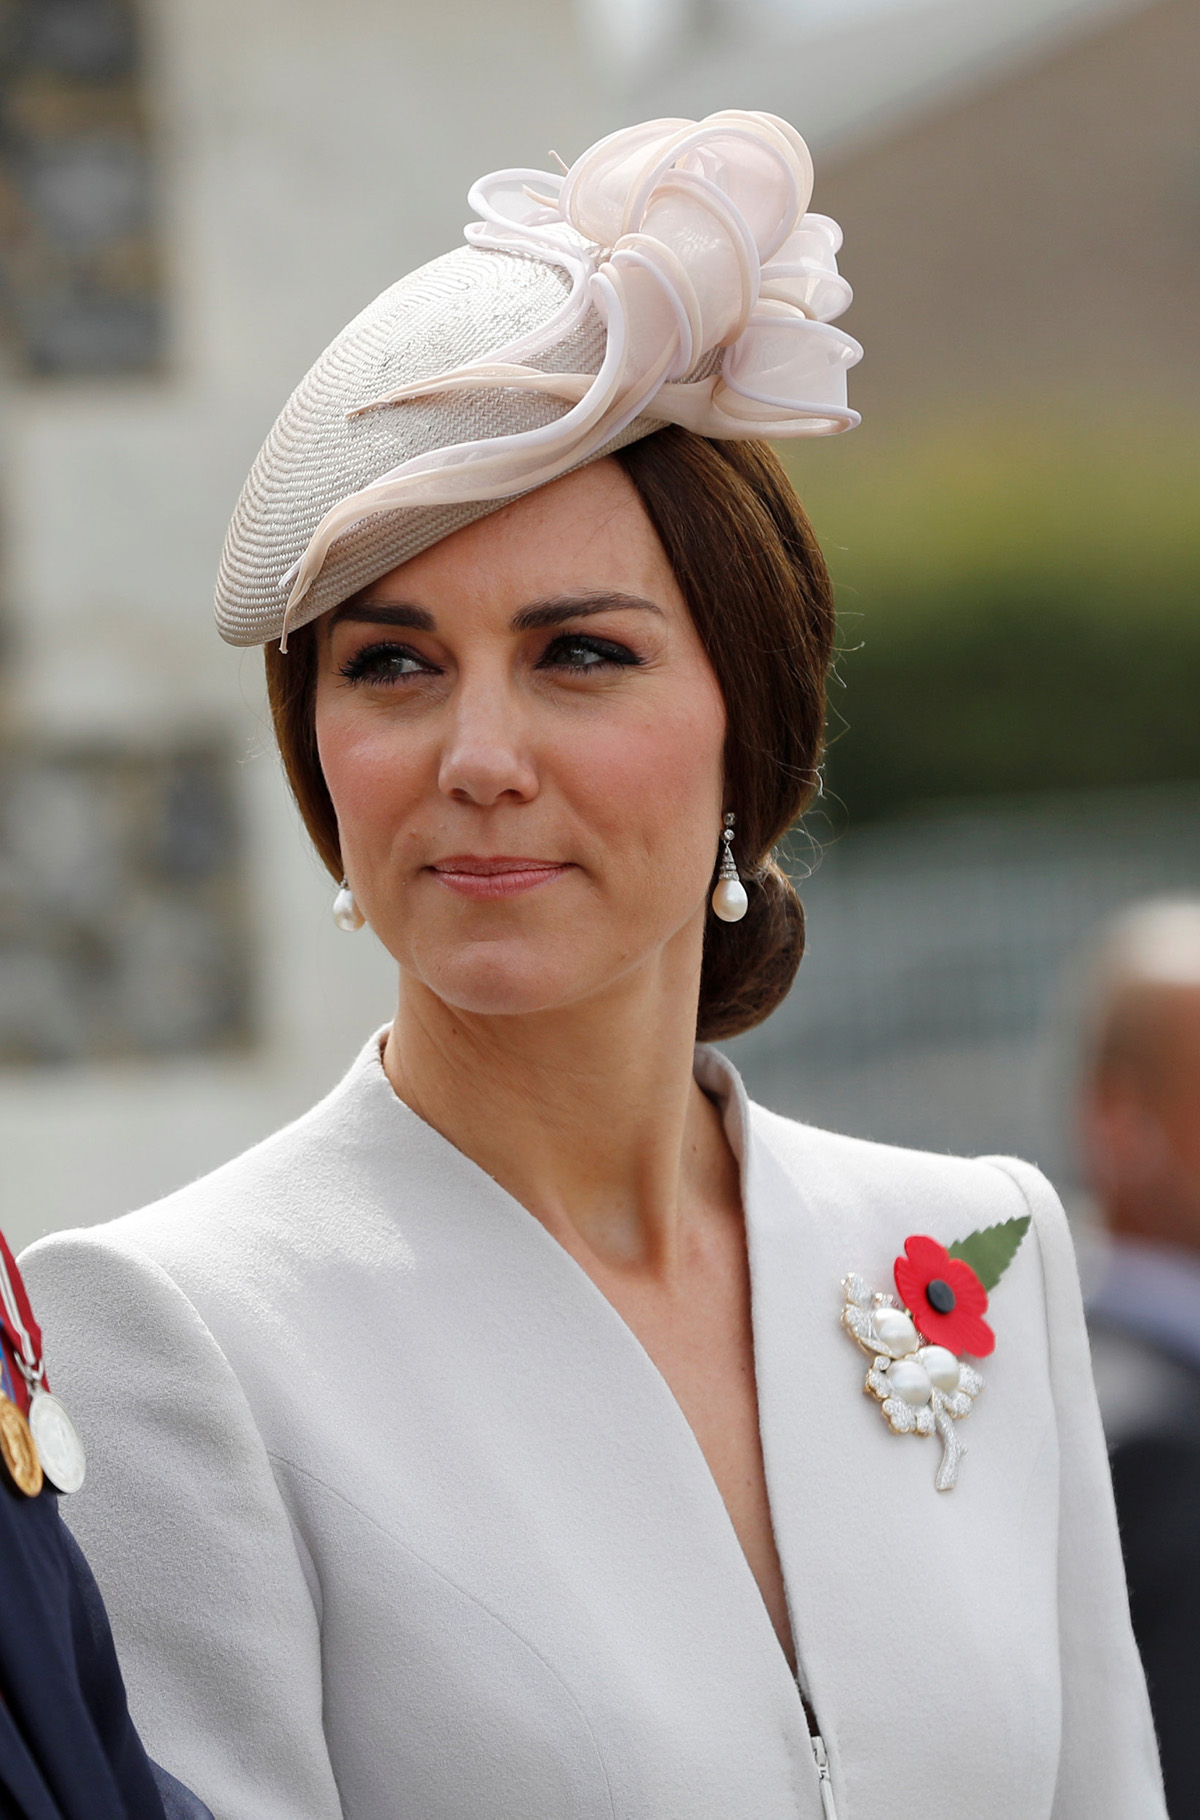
[711,812,748,923]
[332,878,365,932]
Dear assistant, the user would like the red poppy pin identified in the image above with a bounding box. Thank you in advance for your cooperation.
[841,1216,1030,1490]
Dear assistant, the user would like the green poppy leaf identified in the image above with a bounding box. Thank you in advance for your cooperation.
[947,1215,1032,1293]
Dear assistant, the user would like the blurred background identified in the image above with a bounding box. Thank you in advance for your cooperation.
[0,0,1197,1251]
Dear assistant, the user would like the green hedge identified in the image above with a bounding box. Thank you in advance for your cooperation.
[824,580,1200,822]
[780,424,1200,824]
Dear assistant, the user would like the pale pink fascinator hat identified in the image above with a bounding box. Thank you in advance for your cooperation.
[215,109,862,650]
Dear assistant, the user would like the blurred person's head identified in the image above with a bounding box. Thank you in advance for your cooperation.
[1079,899,1200,1250]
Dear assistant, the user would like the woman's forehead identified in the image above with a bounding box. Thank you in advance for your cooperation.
[338,462,682,622]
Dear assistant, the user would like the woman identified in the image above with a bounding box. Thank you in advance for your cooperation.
[23,113,1162,1819]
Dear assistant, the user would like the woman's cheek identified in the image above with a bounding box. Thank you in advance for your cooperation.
[604,694,723,814]
[320,719,424,847]
[571,712,722,898]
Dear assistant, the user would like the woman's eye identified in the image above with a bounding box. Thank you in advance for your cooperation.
[339,642,434,685]
[539,634,640,672]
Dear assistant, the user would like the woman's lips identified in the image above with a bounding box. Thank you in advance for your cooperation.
[429,857,571,901]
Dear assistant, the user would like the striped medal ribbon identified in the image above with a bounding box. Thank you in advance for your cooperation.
[0,1232,85,1495]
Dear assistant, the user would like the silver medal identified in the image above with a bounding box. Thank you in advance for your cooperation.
[29,1389,86,1494]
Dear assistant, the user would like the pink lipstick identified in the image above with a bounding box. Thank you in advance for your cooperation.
[429,857,570,901]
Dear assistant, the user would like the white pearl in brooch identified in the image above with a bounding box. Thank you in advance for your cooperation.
[711,877,749,922]
[917,1345,961,1393]
[886,1357,933,1407]
[873,1307,919,1356]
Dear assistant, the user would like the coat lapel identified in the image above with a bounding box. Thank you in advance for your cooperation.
[727,1061,1063,1820]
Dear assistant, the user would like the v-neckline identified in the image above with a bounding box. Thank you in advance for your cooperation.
[692,1045,801,1678]
[365,1033,803,1697]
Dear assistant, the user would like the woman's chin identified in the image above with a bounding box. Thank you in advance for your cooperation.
[403,942,608,1021]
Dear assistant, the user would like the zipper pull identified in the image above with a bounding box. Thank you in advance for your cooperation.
[811,1734,839,1820]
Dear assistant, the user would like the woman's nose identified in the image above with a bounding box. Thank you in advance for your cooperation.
[436,686,539,807]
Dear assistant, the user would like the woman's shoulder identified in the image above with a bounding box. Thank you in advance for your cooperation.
[746,1096,1067,1260]
[750,1095,1054,1189]
[21,1032,400,1299]
[743,1098,1085,1393]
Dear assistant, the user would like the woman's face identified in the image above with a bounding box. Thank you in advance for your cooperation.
[314,458,728,1020]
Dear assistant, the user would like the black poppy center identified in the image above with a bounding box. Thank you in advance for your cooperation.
[926,1277,956,1314]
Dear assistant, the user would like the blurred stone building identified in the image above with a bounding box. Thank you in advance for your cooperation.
[0,0,612,1247]
[798,0,1200,421]
[0,0,1194,1245]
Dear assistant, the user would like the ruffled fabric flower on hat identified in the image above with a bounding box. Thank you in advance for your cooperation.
[279,110,861,641]
[894,1235,995,1358]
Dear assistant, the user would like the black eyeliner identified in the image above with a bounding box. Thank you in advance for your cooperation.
[339,640,436,683]
[537,633,643,670]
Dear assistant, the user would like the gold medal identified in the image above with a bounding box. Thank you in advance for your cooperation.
[0,1391,43,1497]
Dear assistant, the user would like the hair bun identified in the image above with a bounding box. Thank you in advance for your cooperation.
[697,860,806,1043]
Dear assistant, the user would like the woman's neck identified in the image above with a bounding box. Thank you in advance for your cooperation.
[382,958,739,1282]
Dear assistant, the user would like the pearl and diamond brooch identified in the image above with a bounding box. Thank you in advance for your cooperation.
[842,1218,1030,1490]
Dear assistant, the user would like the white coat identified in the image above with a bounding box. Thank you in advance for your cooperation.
[22,1038,1164,1820]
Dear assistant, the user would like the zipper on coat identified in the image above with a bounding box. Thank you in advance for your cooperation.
[796,1679,839,1819]
[810,1732,838,1820]
[791,1591,839,1820]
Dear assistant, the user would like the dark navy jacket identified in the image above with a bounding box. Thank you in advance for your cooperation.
[0,1478,210,1820]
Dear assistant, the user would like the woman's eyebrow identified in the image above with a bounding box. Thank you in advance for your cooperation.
[511,592,663,632]
[329,601,436,631]
[328,591,662,635]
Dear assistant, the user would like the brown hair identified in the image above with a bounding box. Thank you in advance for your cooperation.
[265,426,835,1041]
